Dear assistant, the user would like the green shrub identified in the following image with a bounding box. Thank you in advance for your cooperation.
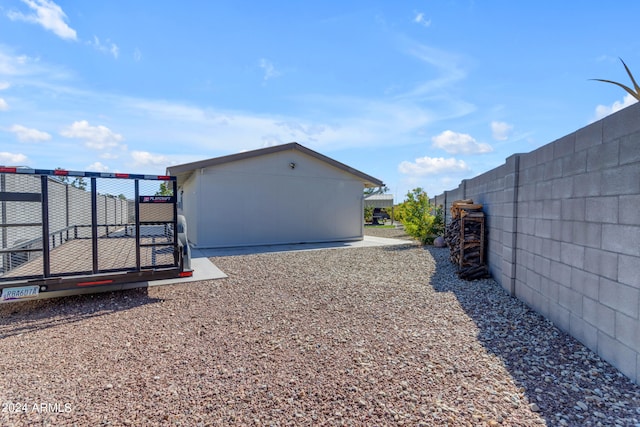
[398,188,444,245]
[364,206,374,223]
[393,203,406,223]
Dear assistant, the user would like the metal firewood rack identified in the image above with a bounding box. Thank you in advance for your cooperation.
[445,200,489,280]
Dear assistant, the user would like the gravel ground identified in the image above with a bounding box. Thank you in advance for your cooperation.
[1,227,639,426]
[363,225,414,241]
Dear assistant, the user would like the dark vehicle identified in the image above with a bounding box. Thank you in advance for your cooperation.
[371,208,390,225]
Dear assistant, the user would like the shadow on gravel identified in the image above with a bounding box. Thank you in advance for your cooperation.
[0,288,163,340]
[380,243,417,252]
[425,246,640,427]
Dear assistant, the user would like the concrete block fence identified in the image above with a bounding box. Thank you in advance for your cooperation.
[431,102,640,384]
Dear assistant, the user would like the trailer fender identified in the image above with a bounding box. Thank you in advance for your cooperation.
[177,215,191,271]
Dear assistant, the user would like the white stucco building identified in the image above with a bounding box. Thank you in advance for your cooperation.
[167,143,384,248]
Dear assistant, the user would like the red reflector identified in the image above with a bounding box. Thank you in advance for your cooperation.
[0,167,17,173]
[77,279,113,287]
[179,271,193,277]
[158,175,171,180]
[54,169,69,176]
[115,173,129,178]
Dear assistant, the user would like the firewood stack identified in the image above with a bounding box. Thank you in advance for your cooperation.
[445,199,490,280]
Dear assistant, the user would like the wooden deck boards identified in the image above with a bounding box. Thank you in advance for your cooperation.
[2,237,175,280]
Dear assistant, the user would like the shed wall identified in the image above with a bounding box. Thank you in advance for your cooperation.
[179,172,200,246]
[182,150,365,248]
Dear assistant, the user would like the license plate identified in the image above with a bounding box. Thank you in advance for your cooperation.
[1,285,40,301]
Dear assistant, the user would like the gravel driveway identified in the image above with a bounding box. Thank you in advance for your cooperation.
[1,227,639,426]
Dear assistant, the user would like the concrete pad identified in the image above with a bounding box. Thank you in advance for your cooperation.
[194,235,413,257]
[144,256,227,286]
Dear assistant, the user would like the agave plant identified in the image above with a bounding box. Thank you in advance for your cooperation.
[592,58,640,101]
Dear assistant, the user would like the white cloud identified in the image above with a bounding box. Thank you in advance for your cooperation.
[133,48,142,62]
[259,58,281,81]
[398,42,467,99]
[431,130,493,154]
[7,0,77,41]
[398,156,470,176]
[0,52,23,76]
[127,99,228,124]
[414,12,431,27]
[0,40,472,157]
[86,161,109,172]
[261,135,285,147]
[490,121,513,141]
[276,121,326,138]
[0,82,10,111]
[131,151,169,167]
[60,120,124,149]
[593,93,638,121]
[88,36,119,59]
[0,152,28,165]
[9,124,52,142]
[0,50,49,78]
[125,94,455,154]
[0,81,14,111]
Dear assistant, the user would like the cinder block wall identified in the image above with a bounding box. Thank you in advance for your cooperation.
[431,102,640,383]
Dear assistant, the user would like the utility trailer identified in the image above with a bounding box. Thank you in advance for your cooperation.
[0,166,192,303]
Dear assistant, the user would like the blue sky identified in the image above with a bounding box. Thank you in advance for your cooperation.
[1,1,639,201]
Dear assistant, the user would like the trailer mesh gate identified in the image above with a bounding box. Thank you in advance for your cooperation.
[0,167,188,300]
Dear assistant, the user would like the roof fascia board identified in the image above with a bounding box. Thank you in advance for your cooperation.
[167,142,384,187]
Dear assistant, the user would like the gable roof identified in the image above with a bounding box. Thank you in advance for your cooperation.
[364,194,394,208]
[167,142,384,188]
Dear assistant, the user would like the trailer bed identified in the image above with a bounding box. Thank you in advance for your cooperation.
[3,236,175,279]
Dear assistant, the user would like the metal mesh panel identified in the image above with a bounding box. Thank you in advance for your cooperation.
[47,177,91,275]
[95,177,136,272]
[1,174,43,279]
[140,244,175,268]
